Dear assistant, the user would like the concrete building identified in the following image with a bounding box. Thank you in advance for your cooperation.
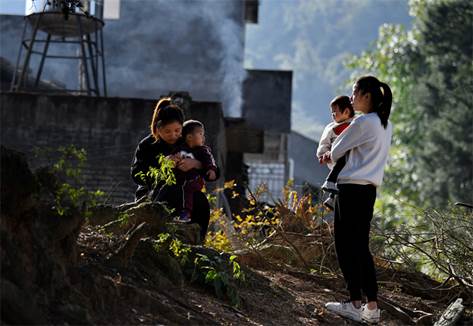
[0,0,257,116]
[1,0,326,207]
[241,69,328,201]
[242,69,291,201]
[288,131,329,191]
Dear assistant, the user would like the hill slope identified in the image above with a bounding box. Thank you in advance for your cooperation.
[1,146,471,325]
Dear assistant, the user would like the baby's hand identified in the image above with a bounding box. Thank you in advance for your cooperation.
[207,169,217,181]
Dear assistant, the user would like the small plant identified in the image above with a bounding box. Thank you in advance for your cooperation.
[229,254,245,282]
[192,253,245,307]
[117,211,130,227]
[34,145,105,217]
[153,232,172,248]
[205,180,329,269]
[153,232,191,265]
[135,154,176,188]
[205,208,233,252]
[153,231,244,307]
[205,228,233,252]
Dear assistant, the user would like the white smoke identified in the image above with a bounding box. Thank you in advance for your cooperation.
[2,0,248,116]
[104,0,246,117]
[199,3,246,117]
[163,0,246,117]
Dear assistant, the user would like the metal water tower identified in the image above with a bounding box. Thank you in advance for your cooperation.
[11,0,107,96]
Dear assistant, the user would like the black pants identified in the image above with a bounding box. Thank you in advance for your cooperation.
[326,154,347,183]
[334,183,378,302]
[141,184,210,240]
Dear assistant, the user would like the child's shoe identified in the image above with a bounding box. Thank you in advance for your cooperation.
[321,181,339,194]
[361,304,380,324]
[323,197,334,211]
[174,210,191,223]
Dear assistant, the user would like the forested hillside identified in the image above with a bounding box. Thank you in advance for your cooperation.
[245,0,412,139]
[348,0,473,210]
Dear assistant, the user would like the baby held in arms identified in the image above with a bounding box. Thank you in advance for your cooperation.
[171,120,217,222]
[316,95,355,211]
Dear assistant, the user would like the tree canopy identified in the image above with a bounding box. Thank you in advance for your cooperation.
[347,0,473,211]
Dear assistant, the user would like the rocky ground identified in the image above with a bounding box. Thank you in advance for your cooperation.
[1,146,472,325]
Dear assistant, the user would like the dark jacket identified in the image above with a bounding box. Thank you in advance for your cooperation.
[131,134,219,200]
[131,134,214,240]
[131,134,180,199]
[174,144,218,183]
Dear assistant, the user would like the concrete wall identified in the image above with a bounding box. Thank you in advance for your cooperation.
[288,131,328,189]
[242,70,293,163]
[0,0,247,117]
[0,92,225,204]
[242,69,292,133]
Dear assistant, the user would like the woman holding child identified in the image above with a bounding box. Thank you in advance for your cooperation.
[131,97,218,240]
[321,76,393,323]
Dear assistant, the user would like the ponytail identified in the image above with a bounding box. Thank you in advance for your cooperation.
[377,82,392,129]
[355,76,392,129]
[150,97,184,141]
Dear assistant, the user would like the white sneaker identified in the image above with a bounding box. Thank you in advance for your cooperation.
[325,301,362,322]
[361,305,380,323]
[321,181,339,194]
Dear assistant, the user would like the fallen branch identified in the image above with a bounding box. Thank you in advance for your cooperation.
[415,312,435,325]
[285,269,342,290]
[275,226,310,269]
[108,222,150,267]
[433,298,464,326]
[87,205,120,226]
[454,202,473,209]
[100,201,169,235]
[116,195,149,212]
[378,295,416,325]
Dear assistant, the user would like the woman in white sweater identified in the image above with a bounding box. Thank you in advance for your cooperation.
[323,76,393,324]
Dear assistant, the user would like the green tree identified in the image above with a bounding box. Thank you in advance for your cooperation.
[347,0,473,211]
[413,0,473,206]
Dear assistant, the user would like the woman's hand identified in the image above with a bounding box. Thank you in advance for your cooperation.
[166,154,181,167]
[321,152,332,164]
[176,158,202,172]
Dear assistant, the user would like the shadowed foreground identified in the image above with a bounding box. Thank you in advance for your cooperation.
[1,146,471,325]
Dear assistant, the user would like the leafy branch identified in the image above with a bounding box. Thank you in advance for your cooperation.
[135,154,176,188]
[34,145,104,217]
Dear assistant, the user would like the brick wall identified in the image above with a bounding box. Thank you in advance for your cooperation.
[0,92,225,204]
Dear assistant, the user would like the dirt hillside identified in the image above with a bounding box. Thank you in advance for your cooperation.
[1,146,471,325]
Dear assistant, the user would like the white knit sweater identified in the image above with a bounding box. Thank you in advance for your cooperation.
[330,112,392,187]
[316,117,354,170]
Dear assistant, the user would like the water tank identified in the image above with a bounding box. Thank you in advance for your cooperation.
[25,0,104,37]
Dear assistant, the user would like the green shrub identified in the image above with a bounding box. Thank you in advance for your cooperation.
[34,145,104,217]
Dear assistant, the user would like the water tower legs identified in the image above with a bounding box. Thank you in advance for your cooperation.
[11,14,106,97]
